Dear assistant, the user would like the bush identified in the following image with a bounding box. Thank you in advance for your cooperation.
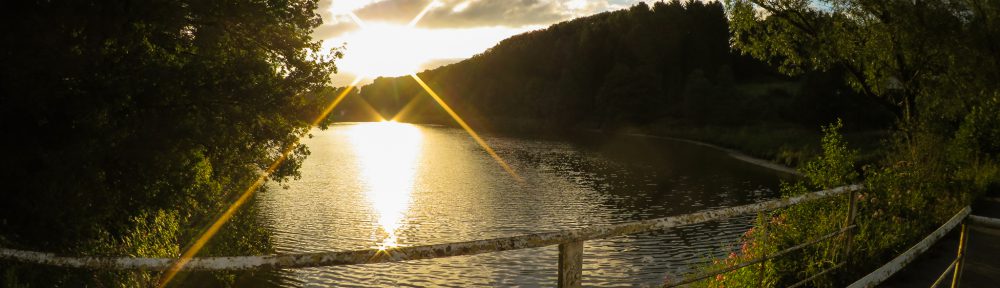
[692,116,981,287]
[693,120,857,287]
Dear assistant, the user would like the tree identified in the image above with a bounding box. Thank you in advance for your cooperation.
[0,0,336,285]
[726,0,1000,171]
[726,0,999,124]
[722,2,1000,285]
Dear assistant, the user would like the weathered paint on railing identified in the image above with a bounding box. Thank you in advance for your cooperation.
[0,185,864,271]
[847,206,971,288]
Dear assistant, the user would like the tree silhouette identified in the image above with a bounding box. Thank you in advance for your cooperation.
[0,0,336,284]
[353,1,891,131]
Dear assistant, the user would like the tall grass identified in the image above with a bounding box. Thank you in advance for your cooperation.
[687,120,970,287]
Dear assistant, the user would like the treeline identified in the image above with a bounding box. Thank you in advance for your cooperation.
[327,1,893,131]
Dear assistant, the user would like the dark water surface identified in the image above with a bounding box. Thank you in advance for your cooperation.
[254,122,791,287]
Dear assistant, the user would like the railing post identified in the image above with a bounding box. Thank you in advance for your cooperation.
[950,223,968,288]
[558,241,583,288]
[843,188,857,262]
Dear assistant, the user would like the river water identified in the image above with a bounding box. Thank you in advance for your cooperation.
[254,122,790,287]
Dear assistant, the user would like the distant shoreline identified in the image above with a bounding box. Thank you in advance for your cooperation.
[625,133,802,176]
[330,122,802,175]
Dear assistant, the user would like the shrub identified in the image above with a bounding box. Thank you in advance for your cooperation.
[693,120,857,287]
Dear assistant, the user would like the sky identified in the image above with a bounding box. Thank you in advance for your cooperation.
[314,0,647,86]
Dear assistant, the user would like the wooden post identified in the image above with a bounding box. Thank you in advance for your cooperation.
[558,241,583,288]
[951,224,968,288]
[843,188,857,262]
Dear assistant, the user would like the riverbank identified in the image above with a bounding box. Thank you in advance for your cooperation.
[409,119,884,175]
[640,123,887,169]
[576,122,886,176]
[625,133,800,175]
[350,114,889,171]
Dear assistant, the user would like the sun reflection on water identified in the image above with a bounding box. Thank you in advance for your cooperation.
[347,122,423,249]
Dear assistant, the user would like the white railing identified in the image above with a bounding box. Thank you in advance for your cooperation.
[3,185,866,287]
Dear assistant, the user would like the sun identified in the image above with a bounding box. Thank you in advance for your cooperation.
[333,23,428,78]
[322,1,445,79]
[319,1,538,83]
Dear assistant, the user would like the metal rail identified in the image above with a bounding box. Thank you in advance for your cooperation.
[847,206,971,288]
[927,213,999,288]
[664,225,855,287]
[930,258,958,288]
[664,185,860,288]
[789,261,846,288]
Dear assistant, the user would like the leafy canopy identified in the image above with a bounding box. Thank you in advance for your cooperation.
[0,0,337,260]
[727,0,1000,122]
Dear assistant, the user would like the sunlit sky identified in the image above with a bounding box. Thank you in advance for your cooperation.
[315,0,648,86]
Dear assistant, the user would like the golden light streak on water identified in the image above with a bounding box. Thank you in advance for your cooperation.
[409,74,524,182]
[347,122,423,250]
[157,75,365,287]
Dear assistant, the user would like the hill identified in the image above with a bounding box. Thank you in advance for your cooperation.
[324,1,894,133]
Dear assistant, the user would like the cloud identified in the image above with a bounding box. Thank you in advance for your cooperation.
[312,17,362,40]
[313,0,645,39]
[417,0,568,28]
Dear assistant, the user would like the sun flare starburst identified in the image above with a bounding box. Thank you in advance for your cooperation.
[338,3,522,182]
